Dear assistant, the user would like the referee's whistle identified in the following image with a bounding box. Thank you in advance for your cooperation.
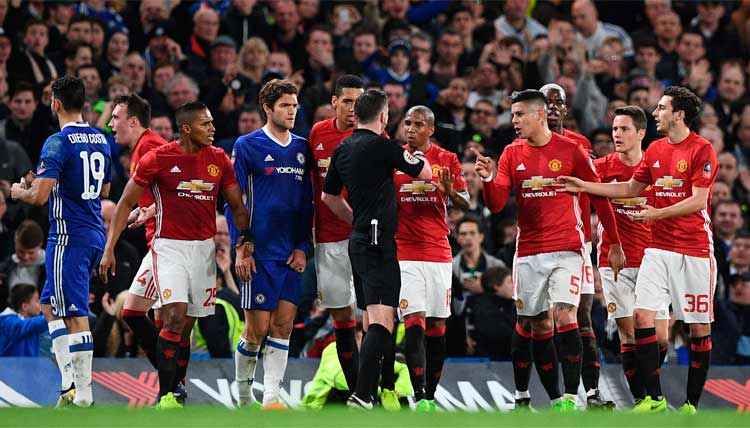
[370,219,378,245]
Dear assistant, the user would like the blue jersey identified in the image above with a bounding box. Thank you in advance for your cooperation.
[227,126,313,261]
[36,122,111,249]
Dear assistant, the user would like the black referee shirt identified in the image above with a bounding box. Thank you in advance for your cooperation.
[323,129,424,240]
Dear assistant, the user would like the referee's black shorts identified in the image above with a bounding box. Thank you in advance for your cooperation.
[348,233,400,310]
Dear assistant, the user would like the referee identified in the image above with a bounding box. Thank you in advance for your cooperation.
[322,89,432,409]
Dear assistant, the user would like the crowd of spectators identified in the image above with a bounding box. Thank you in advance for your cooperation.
[0,0,749,366]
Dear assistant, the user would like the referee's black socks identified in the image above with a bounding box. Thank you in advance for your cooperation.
[156,329,181,398]
[333,319,358,392]
[355,323,390,403]
[379,328,397,391]
[404,317,426,401]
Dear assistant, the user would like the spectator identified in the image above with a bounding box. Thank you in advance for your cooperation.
[571,0,634,58]
[46,1,77,53]
[0,283,46,356]
[76,63,103,102]
[494,0,547,52]
[121,52,149,99]
[714,200,744,286]
[186,6,220,68]
[222,0,272,46]
[467,266,516,360]
[236,37,269,88]
[150,114,174,141]
[0,220,46,306]
[430,30,465,88]
[100,28,130,81]
[165,73,199,116]
[713,60,747,131]
[216,105,261,155]
[383,82,407,136]
[0,82,55,166]
[410,31,432,76]
[689,1,743,65]
[633,39,662,80]
[63,41,94,77]
[0,191,11,261]
[714,273,750,364]
[652,11,681,55]
[8,19,58,86]
[729,232,750,278]
[344,24,381,77]
[267,0,306,69]
[656,30,706,86]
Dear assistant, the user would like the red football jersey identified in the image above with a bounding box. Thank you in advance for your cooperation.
[129,129,167,245]
[488,133,602,257]
[309,118,353,243]
[594,153,652,268]
[563,129,593,242]
[133,142,238,241]
[395,144,466,262]
[632,133,718,258]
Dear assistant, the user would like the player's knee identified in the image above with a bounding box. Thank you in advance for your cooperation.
[270,321,293,339]
[688,322,710,338]
[633,309,655,329]
[553,303,577,324]
[330,306,354,322]
[529,317,553,334]
[426,317,446,330]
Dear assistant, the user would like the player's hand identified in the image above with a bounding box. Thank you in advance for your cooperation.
[607,244,625,282]
[101,292,117,316]
[99,250,116,283]
[436,167,454,195]
[127,204,156,229]
[627,204,661,223]
[471,148,494,179]
[593,268,603,294]
[10,182,28,200]
[287,249,306,273]
[556,176,586,193]
[235,243,256,282]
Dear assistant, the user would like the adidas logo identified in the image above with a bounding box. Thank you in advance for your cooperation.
[68,304,77,312]
[516,163,526,171]
[653,160,660,168]
[170,166,181,173]
[315,143,324,150]
[264,154,274,162]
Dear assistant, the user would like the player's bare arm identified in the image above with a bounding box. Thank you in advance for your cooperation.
[437,167,469,211]
[558,176,647,199]
[10,176,56,206]
[223,184,254,281]
[629,186,710,223]
[589,195,626,281]
[321,192,354,224]
[101,183,111,199]
[471,148,495,181]
[128,203,156,229]
[99,178,145,282]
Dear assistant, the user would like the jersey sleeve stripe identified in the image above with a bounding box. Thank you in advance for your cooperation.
[152,184,163,239]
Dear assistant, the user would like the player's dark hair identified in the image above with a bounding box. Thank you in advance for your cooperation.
[334,74,364,97]
[9,81,38,102]
[174,101,208,127]
[113,94,152,128]
[614,105,647,131]
[14,220,44,249]
[10,283,38,312]
[481,266,511,294]
[257,79,298,122]
[511,89,547,105]
[663,86,702,127]
[354,88,387,123]
[51,75,85,112]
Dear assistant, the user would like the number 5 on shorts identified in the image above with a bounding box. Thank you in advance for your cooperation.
[569,275,580,295]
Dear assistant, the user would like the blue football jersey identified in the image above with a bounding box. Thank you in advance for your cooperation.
[36,122,111,248]
[226,126,313,261]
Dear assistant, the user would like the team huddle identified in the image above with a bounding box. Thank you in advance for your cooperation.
[13,73,715,414]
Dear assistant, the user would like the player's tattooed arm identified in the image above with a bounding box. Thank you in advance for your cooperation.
[10,175,56,206]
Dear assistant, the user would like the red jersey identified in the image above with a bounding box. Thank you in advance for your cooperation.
[594,153,652,268]
[309,118,353,243]
[133,142,237,241]
[484,133,620,257]
[395,144,466,262]
[129,129,167,245]
[563,129,593,242]
[631,132,718,258]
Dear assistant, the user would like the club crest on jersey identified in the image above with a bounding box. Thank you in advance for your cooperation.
[400,181,436,194]
[515,299,524,310]
[521,176,555,191]
[548,159,562,172]
[432,165,442,177]
[162,289,172,300]
[207,164,220,177]
[676,159,688,173]
[607,303,616,313]
[297,152,305,165]
[399,299,409,310]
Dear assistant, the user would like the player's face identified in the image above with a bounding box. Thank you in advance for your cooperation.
[109,104,135,146]
[332,87,363,129]
[404,111,434,148]
[269,93,298,131]
[545,89,567,128]
[511,101,543,139]
[611,115,643,153]
[653,95,677,134]
[188,109,215,146]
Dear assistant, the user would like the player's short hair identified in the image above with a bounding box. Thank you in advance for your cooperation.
[257,79,298,122]
[113,94,151,128]
[14,220,44,249]
[614,105,647,130]
[663,86,702,127]
[354,88,387,124]
[174,101,208,127]
[406,105,435,126]
[334,74,364,97]
[51,75,85,112]
[511,89,547,106]
[481,266,511,294]
[10,283,38,312]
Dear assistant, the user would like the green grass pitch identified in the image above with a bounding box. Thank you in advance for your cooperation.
[0,406,746,428]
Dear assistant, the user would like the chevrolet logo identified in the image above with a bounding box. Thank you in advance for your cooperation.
[611,197,647,208]
[176,180,215,193]
[400,181,437,194]
[654,176,683,190]
[521,176,556,191]
[317,158,330,168]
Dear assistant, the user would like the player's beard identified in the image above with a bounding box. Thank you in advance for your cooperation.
[272,114,294,132]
